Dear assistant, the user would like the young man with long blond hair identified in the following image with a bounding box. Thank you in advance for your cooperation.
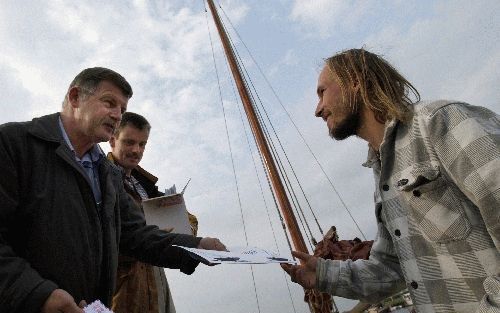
[283,48,499,313]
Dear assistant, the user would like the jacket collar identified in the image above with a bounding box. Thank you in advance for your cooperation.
[29,113,111,198]
[28,112,65,144]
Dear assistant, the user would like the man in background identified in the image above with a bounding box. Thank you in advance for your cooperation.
[109,112,198,313]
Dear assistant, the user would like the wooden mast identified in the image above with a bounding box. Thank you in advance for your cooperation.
[206,0,308,256]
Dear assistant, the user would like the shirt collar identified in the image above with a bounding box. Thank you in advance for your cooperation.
[58,116,104,162]
[362,119,398,168]
[113,162,130,177]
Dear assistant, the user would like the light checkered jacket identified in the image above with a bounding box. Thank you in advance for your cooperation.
[316,101,500,313]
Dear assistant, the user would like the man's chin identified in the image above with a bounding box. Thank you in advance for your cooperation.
[94,134,112,143]
[329,128,352,140]
[329,113,360,140]
[125,160,140,168]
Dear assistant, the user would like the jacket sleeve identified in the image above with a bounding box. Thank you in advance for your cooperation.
[0,127,58,313]
[117,186,202,274]
[422,102,500,312]
[316,218,405,303]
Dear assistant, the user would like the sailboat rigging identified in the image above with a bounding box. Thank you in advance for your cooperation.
[203,1,373,312]
[206,0,309,257]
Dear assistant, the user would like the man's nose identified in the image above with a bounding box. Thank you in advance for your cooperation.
[315,101,323,117]
[131,144,141,153]
[110,106,122,121]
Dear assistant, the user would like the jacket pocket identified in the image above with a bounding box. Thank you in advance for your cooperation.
[396,170,471,243]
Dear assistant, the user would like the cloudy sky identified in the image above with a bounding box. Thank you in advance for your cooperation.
[1,0,499,312]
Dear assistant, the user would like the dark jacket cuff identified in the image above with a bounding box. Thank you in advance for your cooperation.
[17,280,58,313]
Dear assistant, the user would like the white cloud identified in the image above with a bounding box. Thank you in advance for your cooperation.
[268,49,300,77]
[363,0,500,112]
[290,0,376,38]
[217,0,249,24]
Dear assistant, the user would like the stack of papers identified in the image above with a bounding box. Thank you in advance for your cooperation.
[84,300,113,313]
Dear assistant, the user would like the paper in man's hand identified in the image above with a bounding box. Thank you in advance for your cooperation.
[173,245,297,265]
[84,300,113,313]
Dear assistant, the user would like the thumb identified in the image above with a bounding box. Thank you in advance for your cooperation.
[291,250,311,261]
[65,301,85,313]
[78,300,87,309]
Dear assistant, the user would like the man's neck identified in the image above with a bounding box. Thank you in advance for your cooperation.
[60,113,94,158]
[356,108,386,153]
[123,168,132,177]
[110,153,133,176]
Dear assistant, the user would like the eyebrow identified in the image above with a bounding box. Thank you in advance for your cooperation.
[101,94,127,109]
[101,94,116,100]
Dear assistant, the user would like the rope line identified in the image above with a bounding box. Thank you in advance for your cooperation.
[215,4,299,312]
[218,3,367,240]
[249,84,319,244]
[204,5,261,313]
[218,5,320,242]
[234,86,299,313]
[225,22,316,249]
[215,7,307,251]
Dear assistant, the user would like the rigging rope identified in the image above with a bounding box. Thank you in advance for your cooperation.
[204,4,261,313]
[214,7,311,251]
[222,15,317,249]
[233,85,300,313]
[250,88,319,246]
[217,4,367,240]
[212,0,316,254]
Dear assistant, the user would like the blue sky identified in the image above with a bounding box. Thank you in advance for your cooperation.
[1,1,499,312]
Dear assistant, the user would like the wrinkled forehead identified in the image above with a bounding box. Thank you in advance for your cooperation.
[96,80,128,97]
[95,81,129,108]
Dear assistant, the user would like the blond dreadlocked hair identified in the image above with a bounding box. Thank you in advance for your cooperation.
[325,48,420,123]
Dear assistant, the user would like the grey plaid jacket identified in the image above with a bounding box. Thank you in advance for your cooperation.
[316,101,500,312]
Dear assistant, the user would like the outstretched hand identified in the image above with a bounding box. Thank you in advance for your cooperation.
[41,289,84,313]
[197,237,227,251]
[281,251,318,289]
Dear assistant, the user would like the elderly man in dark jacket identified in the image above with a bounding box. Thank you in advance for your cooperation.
[0,67,226,313]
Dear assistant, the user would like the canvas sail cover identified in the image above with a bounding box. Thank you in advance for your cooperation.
[305,226,374,313]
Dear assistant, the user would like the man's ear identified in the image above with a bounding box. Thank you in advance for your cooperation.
[109,136,116,148]
[67,87,81,108]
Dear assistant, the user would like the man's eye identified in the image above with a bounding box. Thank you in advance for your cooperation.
[104,100,116,107]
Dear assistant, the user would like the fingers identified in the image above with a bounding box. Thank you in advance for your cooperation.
[209,238,227,251]
[214,239,227,251]
[42,289,82,313]
[63,300,84,313]
[198,237,227,251]
[280,253,318,289]
[281,263,301,283]
[281,263,300,283]
[281,263,292,274]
